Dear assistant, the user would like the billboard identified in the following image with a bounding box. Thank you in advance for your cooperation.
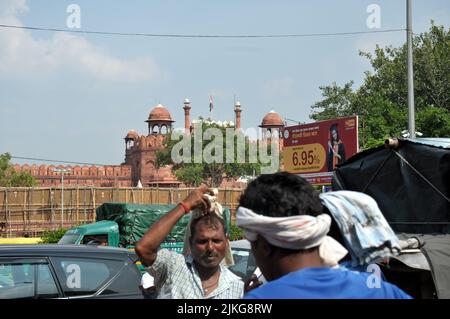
[282,116,358,184]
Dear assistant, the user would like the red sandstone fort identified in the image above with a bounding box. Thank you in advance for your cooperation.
[14,100,285,188]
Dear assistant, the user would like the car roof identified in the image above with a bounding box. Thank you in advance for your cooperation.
[230,239,251,249]
[0,244,134,259]
[66,220,118,234]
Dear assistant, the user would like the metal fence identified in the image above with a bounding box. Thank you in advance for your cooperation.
[0,187,244,238]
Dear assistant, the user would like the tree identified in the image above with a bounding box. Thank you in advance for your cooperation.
[39,228,68,243]
[311,23,450,149]
[156,120,274,187]
[310,81,357,121]
[416,106,450,137]
[0,153,37,187]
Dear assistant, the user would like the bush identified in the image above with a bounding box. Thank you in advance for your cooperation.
[40,228,68,244]
[229,223,244,241]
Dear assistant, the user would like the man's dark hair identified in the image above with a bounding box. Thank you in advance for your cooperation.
[239,172,323,218]
[189,214,227,243]
[238,173,323,254]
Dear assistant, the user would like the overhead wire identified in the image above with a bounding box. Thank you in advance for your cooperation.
[0,24,406,39]
[10,156,114,167]
[1,23,408,168]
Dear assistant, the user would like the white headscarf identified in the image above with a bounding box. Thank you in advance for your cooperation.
[141,272,155,289]
[236,207,348,267]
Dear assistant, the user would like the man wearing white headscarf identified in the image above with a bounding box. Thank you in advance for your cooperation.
[136,186,243,299]
[237,172,411,299]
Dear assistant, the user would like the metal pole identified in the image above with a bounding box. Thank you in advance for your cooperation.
[61,173,64,228]
[407,0,415,138]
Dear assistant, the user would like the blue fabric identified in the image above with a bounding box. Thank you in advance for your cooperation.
[320,191,401,266]
[244,267,411,299]
[339,261,387,281]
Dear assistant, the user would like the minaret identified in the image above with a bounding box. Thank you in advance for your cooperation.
[234,101,242,130]
[183,98,191,134]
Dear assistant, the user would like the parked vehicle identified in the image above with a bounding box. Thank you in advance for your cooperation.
[229,240,266,284]
[59,203,232,254]
[333,137,450,299]
[229,240,255,281]
[0,244,145,299]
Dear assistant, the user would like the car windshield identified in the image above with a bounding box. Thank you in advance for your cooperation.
[57,234,79,245]
[228,247,256,281]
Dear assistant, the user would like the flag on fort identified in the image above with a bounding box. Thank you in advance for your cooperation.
[209,96,214,112]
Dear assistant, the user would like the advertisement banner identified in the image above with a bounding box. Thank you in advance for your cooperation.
[282,116,358,184]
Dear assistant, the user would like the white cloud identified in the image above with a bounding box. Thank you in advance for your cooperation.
[0,0,28,16]
[0,1,162,82]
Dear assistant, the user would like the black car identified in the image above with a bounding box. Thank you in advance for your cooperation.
[0,245,145,299]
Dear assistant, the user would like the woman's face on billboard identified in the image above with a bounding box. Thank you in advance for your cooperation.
[332,129,338,141]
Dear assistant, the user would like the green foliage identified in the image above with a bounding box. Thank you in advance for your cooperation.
[229,223,244,241]
[174,165,205,187]
[417,106,450,137]
[157,120,268,187]
[0,153,37,187]
[311,81,357,121]
[310,23,450,149]
[39,228,68,244]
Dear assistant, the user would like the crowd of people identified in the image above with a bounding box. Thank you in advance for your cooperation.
[135,172,411,299]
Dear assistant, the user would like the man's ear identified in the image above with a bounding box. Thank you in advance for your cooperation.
[256,235,273,257]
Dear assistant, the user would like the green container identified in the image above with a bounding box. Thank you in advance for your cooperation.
[96,203,231,249]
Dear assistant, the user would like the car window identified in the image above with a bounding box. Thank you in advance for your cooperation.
[81,234,108,246]
[229,248,257,281]
[99,263,142,296]
[52,257,123,297]
[0,263,34,299]
[36,264,59,298]
[58,234,80,245]
[0,261,59,299]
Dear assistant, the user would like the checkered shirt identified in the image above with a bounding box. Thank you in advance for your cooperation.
[146,249,244,299]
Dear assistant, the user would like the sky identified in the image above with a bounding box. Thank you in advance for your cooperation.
[0,0,449,166]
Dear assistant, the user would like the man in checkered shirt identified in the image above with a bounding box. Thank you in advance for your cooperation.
[135,186,244,299]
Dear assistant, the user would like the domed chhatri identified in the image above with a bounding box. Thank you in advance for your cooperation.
[145,104,174,136]
[146,104,174,122]
[260,110,284,128]
[125,130,139,140]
